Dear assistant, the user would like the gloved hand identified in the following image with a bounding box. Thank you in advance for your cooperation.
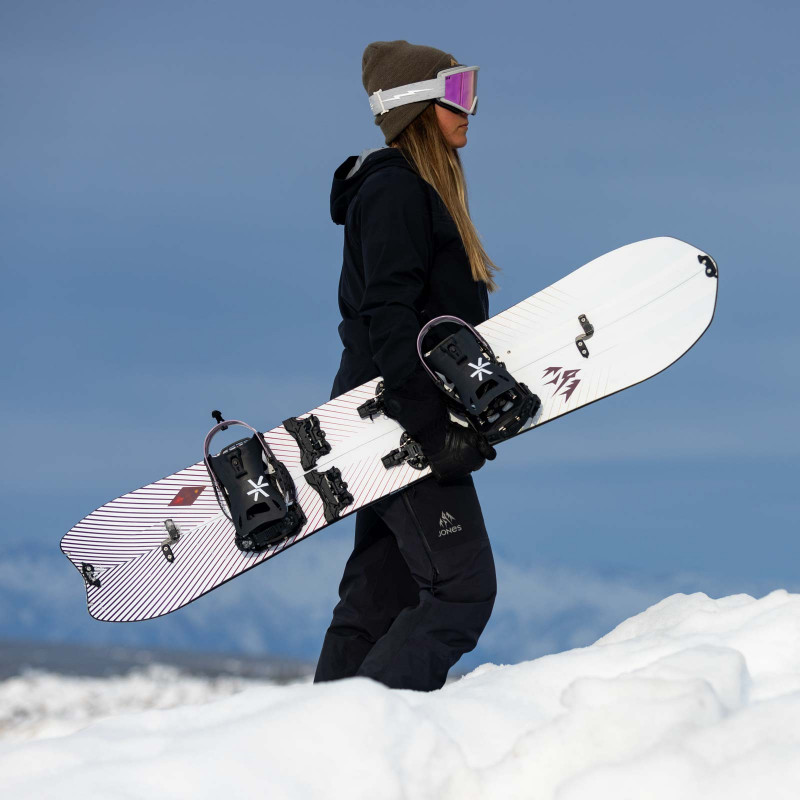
[382,366,496,482]
[422,422,496,483]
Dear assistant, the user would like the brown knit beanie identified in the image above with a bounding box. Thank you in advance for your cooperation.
[362,40,457,145]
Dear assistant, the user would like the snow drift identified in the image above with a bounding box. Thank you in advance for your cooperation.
[2,590,800,799]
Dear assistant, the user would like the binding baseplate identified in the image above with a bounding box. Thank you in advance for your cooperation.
[417,315,541,445]
[204,417,306,552]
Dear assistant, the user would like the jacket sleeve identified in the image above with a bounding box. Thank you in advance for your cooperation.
[356,170,434,390]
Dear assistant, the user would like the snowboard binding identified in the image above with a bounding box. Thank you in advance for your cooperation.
[204,417,306,552]
[417,315,541,445]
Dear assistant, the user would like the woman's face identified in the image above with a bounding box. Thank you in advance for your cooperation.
[435,103,469,149]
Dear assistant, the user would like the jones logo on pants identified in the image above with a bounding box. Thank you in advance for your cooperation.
[439,510,463,537]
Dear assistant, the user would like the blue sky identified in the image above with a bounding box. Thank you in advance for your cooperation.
[1,0,798,667]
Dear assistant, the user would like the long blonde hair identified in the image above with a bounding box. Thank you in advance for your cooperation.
[392,104,499,292]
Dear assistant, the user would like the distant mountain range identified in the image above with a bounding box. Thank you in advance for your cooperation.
[0,638,311,681]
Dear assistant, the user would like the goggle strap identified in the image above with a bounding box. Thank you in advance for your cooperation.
[369,77,442,116]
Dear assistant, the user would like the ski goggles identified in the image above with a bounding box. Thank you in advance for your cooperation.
[368,65,479,117]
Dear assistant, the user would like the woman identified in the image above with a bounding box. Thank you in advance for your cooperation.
[314,40,499,691]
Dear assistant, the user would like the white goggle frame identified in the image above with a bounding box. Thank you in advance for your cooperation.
[368,66,479,117]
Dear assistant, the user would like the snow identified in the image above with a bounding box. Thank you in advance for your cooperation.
[2,590,800,799]
[0,664,289,743]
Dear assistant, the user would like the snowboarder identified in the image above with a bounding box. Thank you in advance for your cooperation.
[314,40,500,691]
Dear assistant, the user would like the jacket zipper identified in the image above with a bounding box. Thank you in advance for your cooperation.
[402,492,439,595]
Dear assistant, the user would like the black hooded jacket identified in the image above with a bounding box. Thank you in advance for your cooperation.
[329,148,489,399]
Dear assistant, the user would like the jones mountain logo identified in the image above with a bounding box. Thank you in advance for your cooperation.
[542,367,581,403]
[439,510,463,537]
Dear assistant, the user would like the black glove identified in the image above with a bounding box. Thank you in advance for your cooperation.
[423,422,496,483]
[382,366,496,482]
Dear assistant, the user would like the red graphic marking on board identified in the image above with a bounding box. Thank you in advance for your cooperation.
[168,486,205,506]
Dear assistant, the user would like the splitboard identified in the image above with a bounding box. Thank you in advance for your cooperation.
[61,237,718,622]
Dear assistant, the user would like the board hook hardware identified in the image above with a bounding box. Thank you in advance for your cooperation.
[160,518,181,563]
[698,254,718,278]
[575,314,594,358]
[81,562,101,588]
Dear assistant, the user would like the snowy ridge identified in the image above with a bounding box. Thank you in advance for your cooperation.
[0,665,293,743]
[3,590,800,798]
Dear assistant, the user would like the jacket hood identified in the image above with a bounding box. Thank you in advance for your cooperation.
[330,147,417,225]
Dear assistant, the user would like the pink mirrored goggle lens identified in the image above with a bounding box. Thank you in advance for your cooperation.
[443,70,477,112]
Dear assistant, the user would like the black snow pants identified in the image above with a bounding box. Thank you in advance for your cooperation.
[314,473,496,691]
